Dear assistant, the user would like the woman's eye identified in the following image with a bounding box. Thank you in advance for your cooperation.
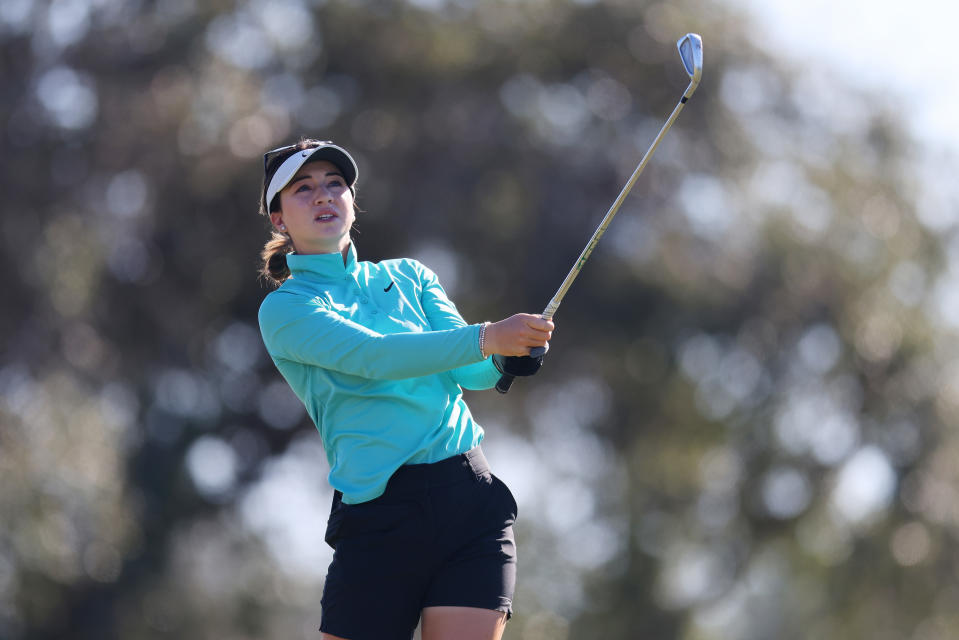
[328,180,344,188]
[295,184,312,193]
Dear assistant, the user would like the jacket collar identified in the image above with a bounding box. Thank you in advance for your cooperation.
[286,243,359,282]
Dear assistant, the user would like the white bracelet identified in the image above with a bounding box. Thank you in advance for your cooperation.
[479,322,490,358]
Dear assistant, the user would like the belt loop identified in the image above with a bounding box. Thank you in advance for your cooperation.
[464,453,479,482]
[465,445,487,481]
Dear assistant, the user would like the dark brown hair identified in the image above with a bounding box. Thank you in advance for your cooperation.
[259,230,296,285]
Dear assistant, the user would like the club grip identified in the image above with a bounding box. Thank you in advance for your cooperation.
[495,374,515,394]
[528,346,547,358]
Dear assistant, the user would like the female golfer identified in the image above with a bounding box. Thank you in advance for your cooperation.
[256,139,553,640]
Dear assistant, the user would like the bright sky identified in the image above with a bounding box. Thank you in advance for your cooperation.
[725,0,959,154]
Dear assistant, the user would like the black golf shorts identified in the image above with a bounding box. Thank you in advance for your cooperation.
[319,446,518,640]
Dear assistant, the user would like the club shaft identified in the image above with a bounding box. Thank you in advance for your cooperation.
[540,80,697,321]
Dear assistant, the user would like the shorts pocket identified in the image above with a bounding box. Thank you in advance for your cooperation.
[491,474,519,522]
[327,498,423,550]
[324,505,347,549]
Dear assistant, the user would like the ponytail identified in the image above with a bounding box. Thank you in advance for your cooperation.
[260,231,294,286]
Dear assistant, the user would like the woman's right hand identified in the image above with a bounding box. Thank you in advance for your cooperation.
[485,314,554,357]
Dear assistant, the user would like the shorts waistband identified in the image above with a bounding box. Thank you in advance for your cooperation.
[385,445,490,493]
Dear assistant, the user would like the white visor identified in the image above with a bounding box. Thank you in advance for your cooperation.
[264,143,358,212]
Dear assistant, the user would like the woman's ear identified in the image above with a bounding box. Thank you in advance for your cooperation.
[270,212,285,231]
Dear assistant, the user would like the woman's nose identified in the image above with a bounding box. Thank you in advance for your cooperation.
[313,185,333,203]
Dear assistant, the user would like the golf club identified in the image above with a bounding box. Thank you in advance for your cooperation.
[496,32,704,394]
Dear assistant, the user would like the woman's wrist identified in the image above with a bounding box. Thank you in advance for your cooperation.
[479,322,491,359]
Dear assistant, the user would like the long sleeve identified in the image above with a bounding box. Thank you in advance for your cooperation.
[259,291,485,381]
[417,264,500,390]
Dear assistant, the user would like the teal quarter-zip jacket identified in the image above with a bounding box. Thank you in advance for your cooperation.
[258,243,499,504]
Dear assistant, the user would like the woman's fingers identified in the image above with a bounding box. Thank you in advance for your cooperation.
[523,315,554,332]
[522,316,553,345]
[523,330,551,346]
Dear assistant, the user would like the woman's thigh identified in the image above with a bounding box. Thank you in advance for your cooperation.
[420,606,508,640]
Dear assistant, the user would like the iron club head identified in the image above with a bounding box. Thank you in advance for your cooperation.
[677,33,703,88]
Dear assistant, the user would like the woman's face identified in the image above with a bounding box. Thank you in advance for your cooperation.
[270,159,356,255]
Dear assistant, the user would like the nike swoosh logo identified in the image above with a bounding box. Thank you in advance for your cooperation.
[384,281,394,292]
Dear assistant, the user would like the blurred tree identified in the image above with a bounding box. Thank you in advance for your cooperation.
[1,0,957,639]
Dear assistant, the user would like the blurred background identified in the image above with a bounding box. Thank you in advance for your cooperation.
[3,0,959,638]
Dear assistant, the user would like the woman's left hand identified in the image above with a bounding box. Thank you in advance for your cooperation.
[485,314,554,357]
